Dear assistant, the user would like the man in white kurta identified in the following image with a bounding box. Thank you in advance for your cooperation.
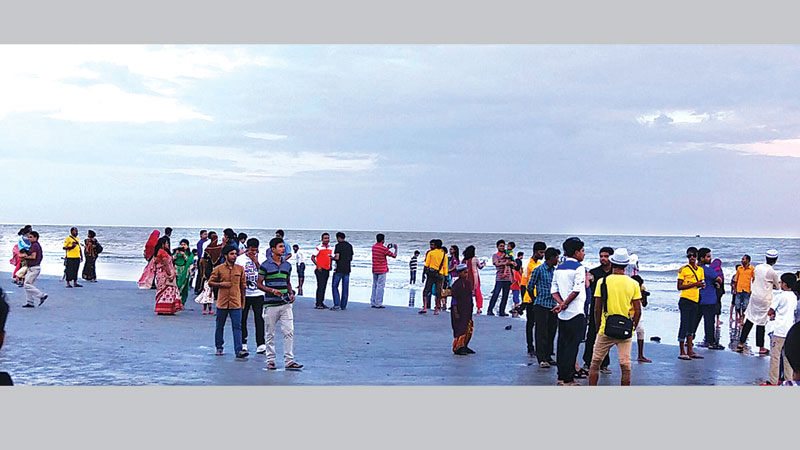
[737,249,781,354]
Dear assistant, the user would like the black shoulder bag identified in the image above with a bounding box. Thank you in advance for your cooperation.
[601,277,634,339]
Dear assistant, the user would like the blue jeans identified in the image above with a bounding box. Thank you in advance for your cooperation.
[215,307,243,354]
[332,273,350,309]
[487,280,511,315]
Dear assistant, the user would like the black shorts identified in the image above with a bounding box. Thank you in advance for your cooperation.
[297,263,306,278]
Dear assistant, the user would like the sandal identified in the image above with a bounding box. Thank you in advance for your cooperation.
[735,344,744,353]
[688,353,704,359]
[574,369,589,379]
[266,361,276,370]
[433,308,440,315]
[678,354,692,361]
[285,361,304,371]
[759,349,770,355]
[418,309,427,314]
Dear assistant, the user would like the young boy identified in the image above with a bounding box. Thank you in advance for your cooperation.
[730,264,741,326]
[410,250,420,285]
[765,273,798,385]
[510,254,524,317]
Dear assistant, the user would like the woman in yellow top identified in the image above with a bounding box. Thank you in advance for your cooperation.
[677,247,705,360]
[420,239,447,315]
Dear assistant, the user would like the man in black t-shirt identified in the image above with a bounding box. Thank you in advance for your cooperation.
[583,246,613,373]
[331,232,354,310]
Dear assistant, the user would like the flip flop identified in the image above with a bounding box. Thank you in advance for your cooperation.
[759,349,770,355]
[418,309,427,314]
[689,353,704,359]
[678,355,692,361]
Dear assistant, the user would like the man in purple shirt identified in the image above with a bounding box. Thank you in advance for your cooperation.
[23,231,48,308]
[487,240,514,316]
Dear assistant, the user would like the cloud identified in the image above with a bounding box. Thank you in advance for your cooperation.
[0,45,276,123]
[244,132,289,141]
[636,109,732,126]
[720,138,800,158]
[160,145,378,181]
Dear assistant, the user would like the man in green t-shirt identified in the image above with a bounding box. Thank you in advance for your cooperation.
[589,248,642,386]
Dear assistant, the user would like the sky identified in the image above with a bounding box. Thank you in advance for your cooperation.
[1,45,799,238]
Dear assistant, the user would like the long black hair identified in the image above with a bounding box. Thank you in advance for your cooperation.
[463,245,476,261]
[155,236,171,256]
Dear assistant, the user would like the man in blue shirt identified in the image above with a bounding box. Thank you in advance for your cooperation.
[696,247,725,350]
[527,247,561,368]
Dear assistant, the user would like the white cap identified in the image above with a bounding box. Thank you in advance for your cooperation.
[610,248,631,266]
[766,249,779,259]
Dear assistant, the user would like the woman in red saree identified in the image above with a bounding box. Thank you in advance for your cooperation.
[137,230,160,289]
[153,237,183,315]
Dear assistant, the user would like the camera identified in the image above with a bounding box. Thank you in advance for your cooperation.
[280,293,292,303]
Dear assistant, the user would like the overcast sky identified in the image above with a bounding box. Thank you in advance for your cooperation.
[1,45,798,237]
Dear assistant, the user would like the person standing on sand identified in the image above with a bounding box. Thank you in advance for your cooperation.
[583,247,613,373]
[370,234,398,309]
[764,273,798,385]
[528,247,560,368]
[733,255,755,327]
[173,239,194,305]
[208,245,247,358]
[551,237,589,386]
[487,240,514,317]
[311,233,334,310]
[588,248,642,386]
[194,230,210,295]
[153,237,183,315]
[420,239,447,315]
[274,230,293,263]
[522,242,546,357]
[81,230,100,282]
[62,227,83,288]
[630,275,653,363]
[237,238,266,355]
[331,232,354,311]
[292,244,306,296]
[462,246,485,315]
[257,238,303,371]
[737,249,782,355]
[22,231,47,308]
[694,248,725,351]
[677,247,704,360]
[451,264,475,355]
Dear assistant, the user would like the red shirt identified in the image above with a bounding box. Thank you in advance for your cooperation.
[372,243,395,274]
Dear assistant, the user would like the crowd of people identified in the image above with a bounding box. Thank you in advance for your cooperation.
[7,225,800,386]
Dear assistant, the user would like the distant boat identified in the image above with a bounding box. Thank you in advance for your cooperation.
[695,234,700,237]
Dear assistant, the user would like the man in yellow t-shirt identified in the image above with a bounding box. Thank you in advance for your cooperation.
[62,227,83,288]
[677,247,704,360]
[589,248,641,386]
[522,242,546,357]
[733,255,755,325]
[420,239,447,314]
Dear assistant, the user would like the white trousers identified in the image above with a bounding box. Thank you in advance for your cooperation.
[24,266,45,305]
[263,303,294,365]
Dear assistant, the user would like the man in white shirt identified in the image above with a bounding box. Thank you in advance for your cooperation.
[292,244,306,296]
[737,249,782,355]
[551,237,588,386]
[766,273,798,385]
[236,238,266,354]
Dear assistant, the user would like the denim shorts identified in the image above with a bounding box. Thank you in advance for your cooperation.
[735,291,750,311]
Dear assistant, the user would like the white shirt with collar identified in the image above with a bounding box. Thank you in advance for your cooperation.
[551,257,587,321]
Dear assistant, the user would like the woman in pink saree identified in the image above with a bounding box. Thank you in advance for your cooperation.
[152,237,183,315]
[137,230,160,289]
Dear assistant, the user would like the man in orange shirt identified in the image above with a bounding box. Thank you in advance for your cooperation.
[311,233,334,310]
[733,254,755,327]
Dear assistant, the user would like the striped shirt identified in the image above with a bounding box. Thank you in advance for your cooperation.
[372,243,396,274]
[527,262,556,309]
[409,255,418,272]
[258,257,292,306]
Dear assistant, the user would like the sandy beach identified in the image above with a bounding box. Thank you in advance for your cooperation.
[0,274,772,386]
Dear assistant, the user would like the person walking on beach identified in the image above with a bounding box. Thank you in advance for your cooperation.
[22,231,47,308]
[522,242,546,357]
[410,250,420,285]
[527,247,560,367]
[292,244,306,296]
[695,248,725,350]
[487,240,514,317]
[462,245,486,314]
[551,237,589,386]
[588,248,642,386]
[420,239,447,315]
[153,237,184,315]
[237,238,266,355]
[208,245,247,358]
[63,227,83,288]
[257,238,303,371]
[733,255,755,327]
[765,273,798,385]
[370,234,398,309]
[81,230,100,282]
[173,239,194,305]
[311,233,334,310]
[737,249,782,355]
[583,247,613,372]
[451,263,475,355]
[677,247,704,360]
[331,232,354,311]
[630,275,652,362]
